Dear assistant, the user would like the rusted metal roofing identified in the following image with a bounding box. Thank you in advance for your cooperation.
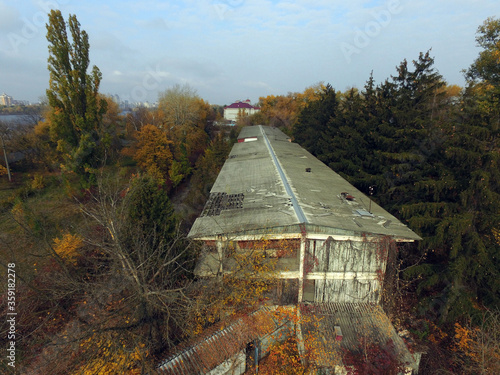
[158,303,419,373]
[157,307,291,374]
[300,302,419,371]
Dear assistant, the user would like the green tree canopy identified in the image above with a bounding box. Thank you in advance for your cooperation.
[466,17,500,85]
[46,10,108,185]
[127,174,177,244]
[292,83,338,155]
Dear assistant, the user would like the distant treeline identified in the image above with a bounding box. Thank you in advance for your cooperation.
[0,104,45,115]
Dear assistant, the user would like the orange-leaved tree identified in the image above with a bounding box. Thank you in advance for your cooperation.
[187,238,298,337]
[123,124,173,182]
[454,309,500,374]
[52,232,84,265]
[256,83,324,132]
[258,305,341,374]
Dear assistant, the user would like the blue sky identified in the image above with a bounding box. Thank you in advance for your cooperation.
[0,0,497,105]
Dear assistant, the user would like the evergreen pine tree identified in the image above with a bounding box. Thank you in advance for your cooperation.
[403,27,500,320]
[292,84,338,156]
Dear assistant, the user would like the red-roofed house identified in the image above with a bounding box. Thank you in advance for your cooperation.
[223,100,260,122]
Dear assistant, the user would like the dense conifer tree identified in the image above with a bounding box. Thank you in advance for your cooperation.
[127,174,177,244]
[375,52,446,211]
[401,21,499,320]
[292,84,338,155]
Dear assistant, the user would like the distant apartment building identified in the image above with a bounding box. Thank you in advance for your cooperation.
[110,94,120,104]
[0,93,13,106]
[223,99,260,122]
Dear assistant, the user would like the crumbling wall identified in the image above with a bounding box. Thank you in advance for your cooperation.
[309,236,390,303]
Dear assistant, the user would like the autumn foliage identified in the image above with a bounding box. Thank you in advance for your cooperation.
[454,310,500,374]
[259,337,307,375]
[52,232,83,265]
[187,238,287,336]
[342,338,406,375]
[123,124,173,182]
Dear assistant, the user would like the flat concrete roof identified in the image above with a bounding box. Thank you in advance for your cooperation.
[188,126,421,241]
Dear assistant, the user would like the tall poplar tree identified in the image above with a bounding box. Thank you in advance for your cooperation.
[46,10,107,185]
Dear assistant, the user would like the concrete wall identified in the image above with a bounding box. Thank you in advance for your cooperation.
[224,107,260,121]
[308,237,388,303]
[206,351,246,375]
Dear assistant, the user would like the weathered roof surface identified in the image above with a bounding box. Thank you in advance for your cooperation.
[301,302,418,371]
[157,306,290,374]
[189,126,421,241]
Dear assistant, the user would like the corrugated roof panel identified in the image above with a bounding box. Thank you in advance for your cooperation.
[157,307,289,373]
[301,303,418,371]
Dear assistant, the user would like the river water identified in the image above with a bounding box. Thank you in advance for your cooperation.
[0,114,39,127]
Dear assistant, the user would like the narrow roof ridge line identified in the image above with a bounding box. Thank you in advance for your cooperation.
[259,125,308,224]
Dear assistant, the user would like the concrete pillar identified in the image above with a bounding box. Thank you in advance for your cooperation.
[298,235,306,302]
[217,236,225,275]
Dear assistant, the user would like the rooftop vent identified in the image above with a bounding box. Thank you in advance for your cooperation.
[305,168,311,172]
[341,192,355,201]
[237,137,258,143]
[355,209,375,218]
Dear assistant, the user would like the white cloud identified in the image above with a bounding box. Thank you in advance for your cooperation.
[0,2,22,32]
[135,17,170,30]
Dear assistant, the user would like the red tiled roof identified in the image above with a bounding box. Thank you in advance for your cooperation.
[225,101,259,109]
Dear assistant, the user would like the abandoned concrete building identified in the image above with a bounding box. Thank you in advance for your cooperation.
[158,126,423,374]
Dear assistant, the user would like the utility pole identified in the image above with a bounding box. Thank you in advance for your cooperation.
[368,185,375,213]
[0,129,11,182]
